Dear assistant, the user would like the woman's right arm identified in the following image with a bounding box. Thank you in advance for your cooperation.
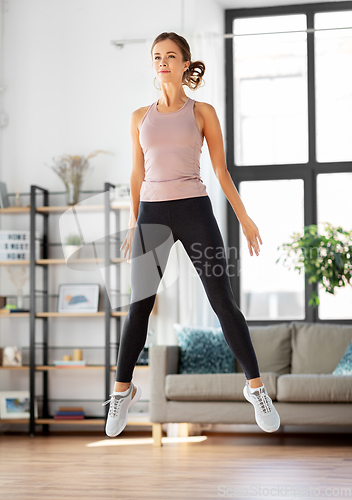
[120,109,145,262]
[128,109,145,228]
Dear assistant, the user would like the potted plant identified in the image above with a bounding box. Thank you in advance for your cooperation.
[276,222,352,307]
[47,150,114,205]
[63,234,82,260]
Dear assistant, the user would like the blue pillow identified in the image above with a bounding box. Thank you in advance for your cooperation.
[173,323,235,374]
[333,339,352,375]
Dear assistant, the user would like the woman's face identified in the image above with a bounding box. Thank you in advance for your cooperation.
[152,39,189,85]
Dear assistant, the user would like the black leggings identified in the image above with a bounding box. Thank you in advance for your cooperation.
[115,195,260,383]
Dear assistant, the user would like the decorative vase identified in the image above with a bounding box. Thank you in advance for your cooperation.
[17,289,24,309]
[66,181,80,206]
[49,151,115,207]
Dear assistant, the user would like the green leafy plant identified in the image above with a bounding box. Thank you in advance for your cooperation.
[65,234,81,246]
[276,223,352,307]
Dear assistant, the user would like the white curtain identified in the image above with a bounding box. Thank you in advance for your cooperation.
[176,31,227,328]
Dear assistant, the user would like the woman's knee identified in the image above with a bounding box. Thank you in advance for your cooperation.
[209,293,243,319]
[129,294,156,317]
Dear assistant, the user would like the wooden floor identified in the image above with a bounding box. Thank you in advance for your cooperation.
[1,430,352,500]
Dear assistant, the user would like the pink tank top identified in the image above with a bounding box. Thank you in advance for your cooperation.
[138,97,208,202]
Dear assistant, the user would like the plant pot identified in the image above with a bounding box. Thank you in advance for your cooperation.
[63,245,81,260]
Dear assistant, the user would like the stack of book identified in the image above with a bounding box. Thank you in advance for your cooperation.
[0,307,30,314]
[53,360,86,367]
[54,406,85,420]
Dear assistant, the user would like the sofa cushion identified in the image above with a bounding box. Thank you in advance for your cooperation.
[333,339,352,375]
[277,374,352,402]
[234,323,292,375]
[291,322,352,374]
[165,372,278,401]
[173,323,235,374]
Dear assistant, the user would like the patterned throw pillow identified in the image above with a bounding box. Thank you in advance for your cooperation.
[332,339,352,375]
[173,323,235,374]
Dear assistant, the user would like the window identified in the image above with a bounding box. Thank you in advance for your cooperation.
[226,3,352,324]
[233,15,308,166]
[315,11,352,162]
[317,173,352,320]
[239,179,305,320]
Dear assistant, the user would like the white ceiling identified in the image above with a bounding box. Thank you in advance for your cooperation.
[215,0,350,8]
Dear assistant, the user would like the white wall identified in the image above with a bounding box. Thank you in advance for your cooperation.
[0,0,225,429]
[0,0,4,178]
[2,0,224,192]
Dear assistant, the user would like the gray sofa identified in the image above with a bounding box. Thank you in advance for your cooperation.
[149,322,352,446]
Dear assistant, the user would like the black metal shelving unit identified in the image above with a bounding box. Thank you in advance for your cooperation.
[104,181,122,408]
[0,184,152,437]
[28,183,126,437]
[29,185,49,436]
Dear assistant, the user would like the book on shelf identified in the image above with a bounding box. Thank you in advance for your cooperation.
[53,360,86,366]
[4,308,29,313]
[58,406,85,412]
[54,405,86,419]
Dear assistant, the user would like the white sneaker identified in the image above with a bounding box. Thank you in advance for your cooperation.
[243,380,280,433]
[102,382,142,437]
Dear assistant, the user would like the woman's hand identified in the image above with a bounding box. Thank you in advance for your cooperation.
[120,226,136,264]
[240,216,263,256]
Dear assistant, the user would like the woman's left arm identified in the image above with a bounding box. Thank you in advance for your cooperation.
[202,103,263,257]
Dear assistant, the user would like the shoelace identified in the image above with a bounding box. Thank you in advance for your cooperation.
[102,393,124,417]
[253,389,272,414]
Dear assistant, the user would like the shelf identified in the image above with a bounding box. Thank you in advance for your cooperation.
[36,312,106,317]
[0,419,31,423]
[0,206,30,214]
[0,312,30,317]
[0,366,30,370]
[35,309,156,317]
[36,365,149,371]
[35,365,110,370]
[37,258,104,265]
[33,417,152,426]
[0,201,130,215]
[0,310,157,317]
[36,202,130,213]
[0,260,30,265]
[110,200,131,210]
[35,418,106,425]
[0,364,149,370]
[0,258,128,266]
[36,258,127,265]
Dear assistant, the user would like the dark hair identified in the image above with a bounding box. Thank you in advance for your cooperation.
[151,32,205,90]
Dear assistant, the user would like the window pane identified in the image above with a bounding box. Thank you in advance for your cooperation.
[239,179,305,320]
[317,173,352,320]
[233,15,308,166]
[315,11,352,162]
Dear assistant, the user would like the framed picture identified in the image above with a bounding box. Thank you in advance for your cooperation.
[58,283,100,313]
[0,391,38,419]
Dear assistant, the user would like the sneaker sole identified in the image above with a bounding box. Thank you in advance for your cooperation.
[243,385,280,433]
[106,385,142,438]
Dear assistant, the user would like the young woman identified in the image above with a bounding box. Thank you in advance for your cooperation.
[102,32,280,437]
